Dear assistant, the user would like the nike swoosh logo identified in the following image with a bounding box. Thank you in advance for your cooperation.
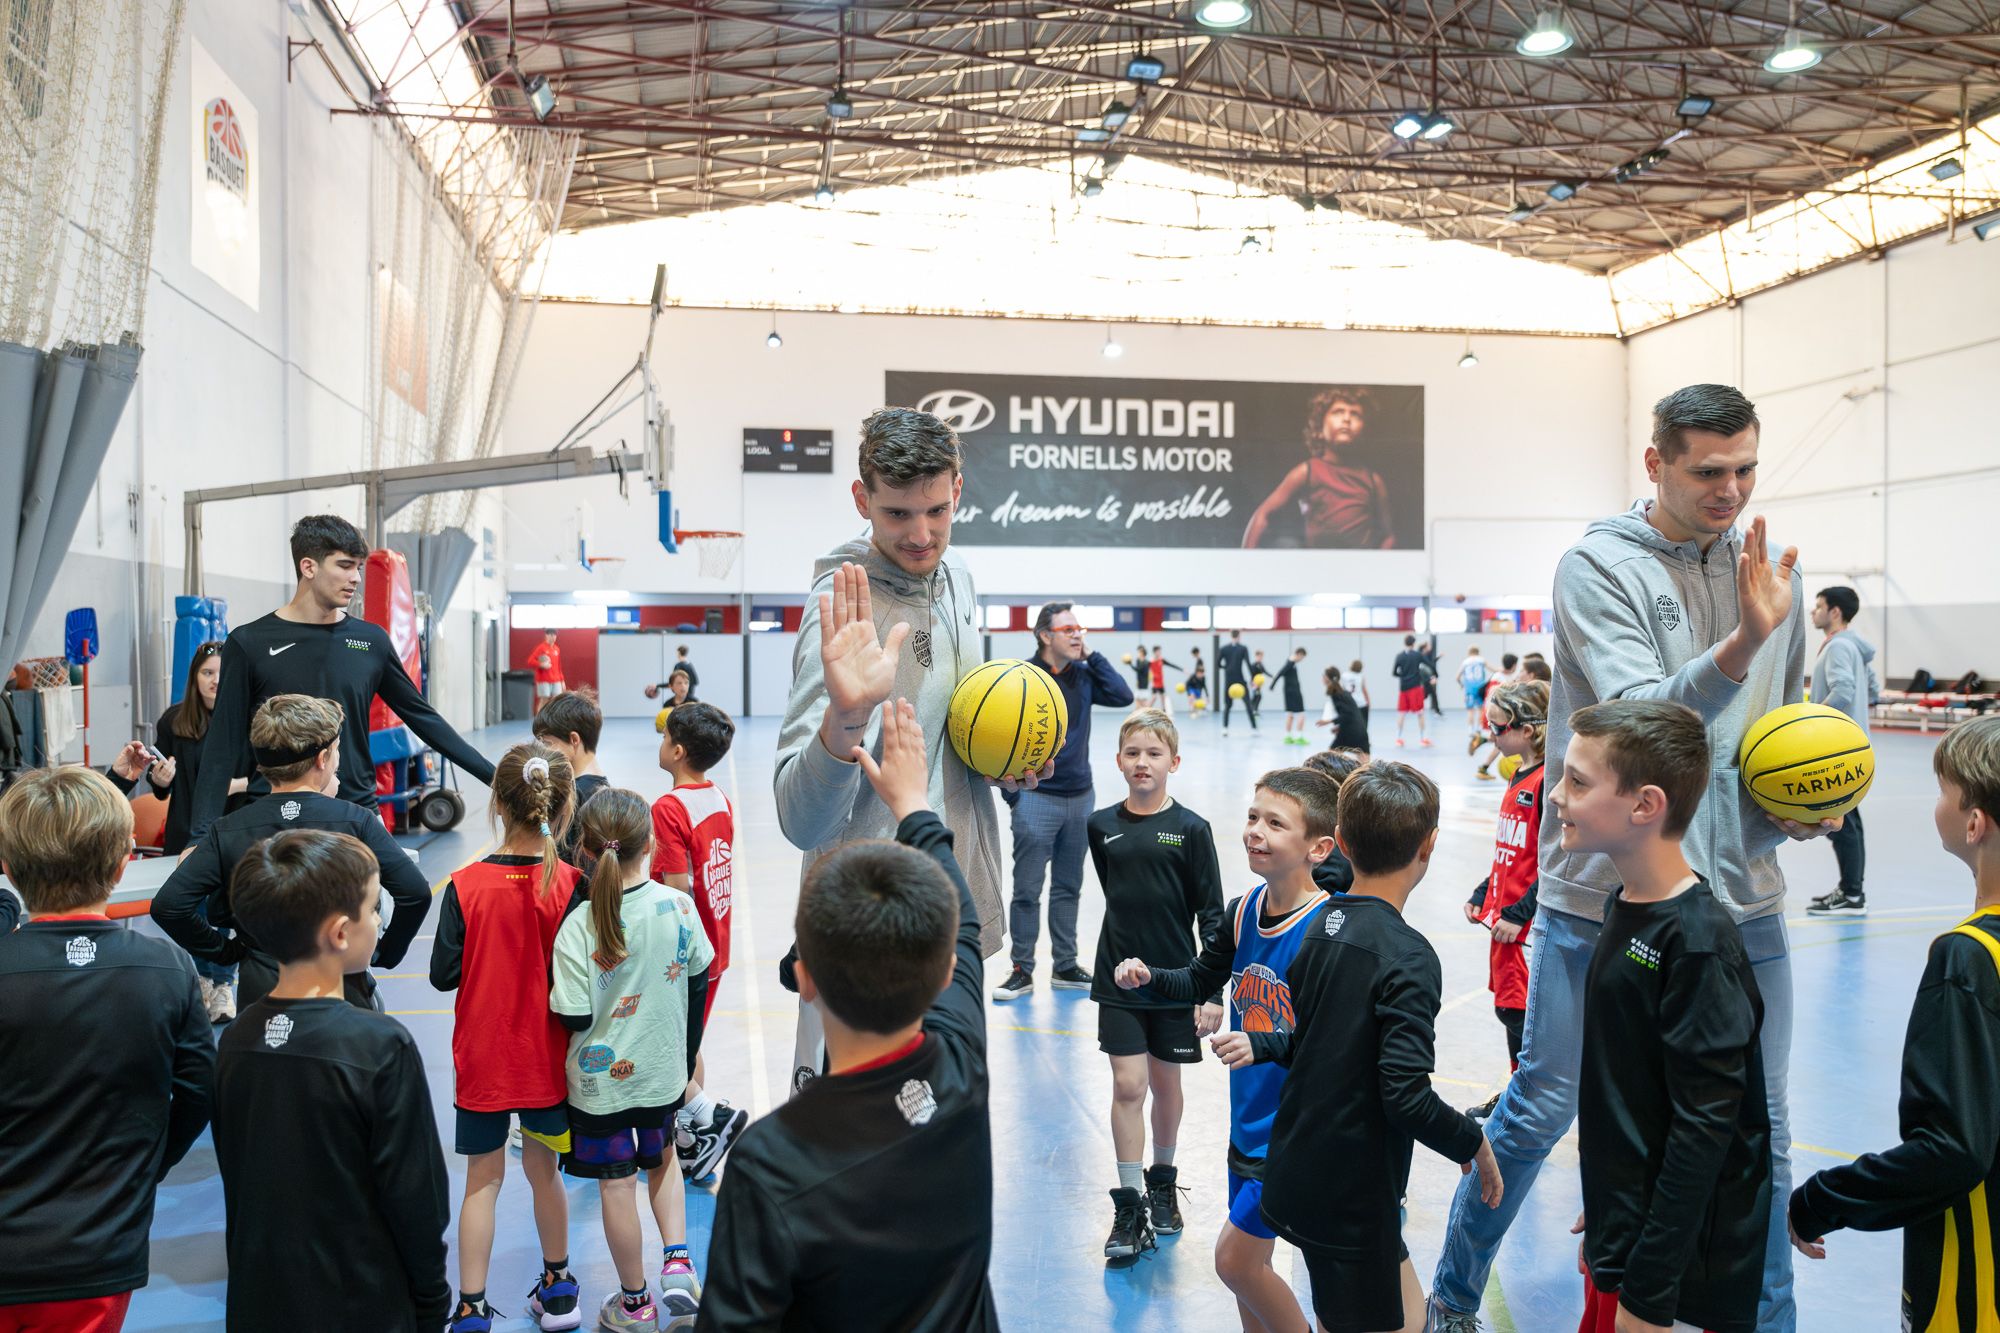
[268,644,297,657]
[1104,833,1124,843]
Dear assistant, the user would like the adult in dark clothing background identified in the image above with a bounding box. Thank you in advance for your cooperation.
[1318,666,1370,751]
[1218,630,1256,731]
[188,514,495,844]
[993,603,1136,1002]
[1422,637,1444,715]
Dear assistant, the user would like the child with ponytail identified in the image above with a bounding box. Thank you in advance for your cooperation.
[551,789,714,1331]
[1461,679,1550,1121]
[431,743,585,1333]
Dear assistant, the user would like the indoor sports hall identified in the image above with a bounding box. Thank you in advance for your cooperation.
[3,2,1998,1332]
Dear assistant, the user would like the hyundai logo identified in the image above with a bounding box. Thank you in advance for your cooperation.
[915,389,996,435]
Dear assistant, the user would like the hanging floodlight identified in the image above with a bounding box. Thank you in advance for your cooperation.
[765,311,782,350]
[1102,327,1124,359]
[1677,93,1716,118]
[1240,233,1263,254]
[1102,100,1133,129]
[1515,11,1574,56]
[1547,180,1580,201]
[1082,179,1104,197]
[1194,0,1253,31]
[1764,31,1821,72]
[1458,338,1479,369]
[524,74,556,121]
[1930,157,1965,181]
[1076,126,1113,144]
[814,182,836,205]
[1390,112,1427,139]
[1420,113,1455,141]
[1126,53,1166,82]
[825,89,855,119]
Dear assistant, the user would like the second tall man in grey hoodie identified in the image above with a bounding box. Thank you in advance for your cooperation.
[1428,384,1843,1333]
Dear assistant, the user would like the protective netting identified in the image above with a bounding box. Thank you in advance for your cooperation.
[0,0,186,351]
[368,112,577,533]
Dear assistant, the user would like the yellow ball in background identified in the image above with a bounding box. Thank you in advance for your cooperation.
[1253,673,1267,688]
[1228,682,1247,699]
[1738,702,1874,822]
[1191,698,1206,712]
[1175,681,1187,694]
[1499,753,1521,781]
[654,705,674,734]
[1121,652,1133,664]
[947,659,1070,779]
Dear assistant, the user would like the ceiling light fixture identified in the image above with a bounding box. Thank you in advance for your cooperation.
[1547,180,1579,201]
[825,90,854,119]
[1101,100,1132,130]
[1506,201,1536,222]
[1082,179,1104,197]
[1102,151,1128,177]
[1972,212,2000,241]
[765,325,782,350]
[1458,338,1479,369]
[1420,113,1455,141]
[1194,0,1253,31]
[1126,53,1166,83]
[1240,233,1263,254]
[1390,112,1426,140]
[1764,30,1821,73]
[1102,327,1124,359]
[1515,11,1574,57]
[1676,93,1716,119]
[814,182,836,205]
[1075,126,1113,144]
[524,74,556,121]
[1930,157,1965,181]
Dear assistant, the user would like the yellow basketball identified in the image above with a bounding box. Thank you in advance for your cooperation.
[1499,753,1520,781]
[1253,673,1267,688]
[947,659,1070,780]
[1175,681,1186,694]
[1228,682,1247,699]
[1121,652,1133,664]
[1738,702,1874,822]
[1192,698,1207,712]
[654,706,674,734]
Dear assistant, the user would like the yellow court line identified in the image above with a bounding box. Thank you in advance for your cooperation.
[1794,1141,1861,1162]
[431,839,497,895]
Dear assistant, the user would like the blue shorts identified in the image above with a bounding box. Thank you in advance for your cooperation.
[1226,1169,1278,1241]
[1465,688,1486,710]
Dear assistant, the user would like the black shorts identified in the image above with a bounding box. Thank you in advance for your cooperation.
[454,1102,570,1156]
[1097,1004,1201,1063]
[1297,1236,1408,1333]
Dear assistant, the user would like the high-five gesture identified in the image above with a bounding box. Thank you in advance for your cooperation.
[816,561,911,760]
[1714,515,1799,683]
[852,699,930,824]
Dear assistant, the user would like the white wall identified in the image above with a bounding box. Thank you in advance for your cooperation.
[502,305,1628,602]
[1626,232,2000,681]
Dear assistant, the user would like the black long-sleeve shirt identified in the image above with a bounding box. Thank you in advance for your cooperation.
[0,920,213,1303]
[152,789,433,979]
[1217,641,1251,684]
[189,611,496,841]
[1252,894,1483,1253]
[1087,799,1224,1007]
[213,997,451,1330]
[149,706,217,855]
[1791,914,2000,1331]
[699,811,998,1332]
[1580,879,1769,1333]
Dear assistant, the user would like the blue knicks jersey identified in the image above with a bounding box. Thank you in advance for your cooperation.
[1229,882,1330,1160]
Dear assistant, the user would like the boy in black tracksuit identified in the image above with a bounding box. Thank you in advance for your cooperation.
[152,695,431,1009]
[1088,708,1225,1257]
[0,768,214,1326]
[1789,715,2000,1330]
[700,700,997,1331]
[1563,700,1769,1333]
[1239,761,1500,1332]
[213,827,451,1331]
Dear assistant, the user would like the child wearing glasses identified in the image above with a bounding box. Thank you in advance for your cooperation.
[1461,679,1549,1120]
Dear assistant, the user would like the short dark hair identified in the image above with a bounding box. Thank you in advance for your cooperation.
[1651,384,1760,463]
[230,830,377,963]
[1404,634,1416,646]
[859,407,962,490]
[1033,602,1075,652]
[532,688,603,752]
[1255,767,1343,843]
[1335,761,1439,874]
[1303,748,1368,790]
[289,514,369,581]
[1568,699,1710,837]
[1502,653,1519,670]
[1817,585,1860,624]
[797,840,957,1032]
[666,700,735,772]
[1521,658,1553,683]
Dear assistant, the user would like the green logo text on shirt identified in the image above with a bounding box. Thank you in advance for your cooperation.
[1624,938,1662,971]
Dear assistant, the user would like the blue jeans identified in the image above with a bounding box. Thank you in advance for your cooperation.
[1008,788,1093,971]
[1432,908,1795,1331]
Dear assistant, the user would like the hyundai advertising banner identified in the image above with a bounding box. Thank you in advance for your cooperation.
[884,371,1424,550]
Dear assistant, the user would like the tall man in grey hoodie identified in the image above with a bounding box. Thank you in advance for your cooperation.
[1429,384,1842,1333]
[1806,584,1878,916]
[774,407,1015,1093]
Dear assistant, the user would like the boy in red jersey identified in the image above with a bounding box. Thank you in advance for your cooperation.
[652,701,750,1181]
[1462,680,1549,1120]
[527,630,565,715]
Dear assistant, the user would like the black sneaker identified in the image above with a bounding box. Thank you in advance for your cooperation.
[1143,1164,1185,1235]
[1104,1186,1157,1261]
[1466,1092,1501,1122]
[1808,889,1867,916]
[682,1102,750,1180]
[991,966,1034,1002]
[1050,963,1093,991]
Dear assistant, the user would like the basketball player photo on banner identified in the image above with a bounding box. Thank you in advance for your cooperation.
[884,371,1424,549]
[189,41,260,309]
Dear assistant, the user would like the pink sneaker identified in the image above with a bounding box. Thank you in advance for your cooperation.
[1421,738,1435,747]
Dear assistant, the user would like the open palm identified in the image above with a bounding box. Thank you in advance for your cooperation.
[1736,516,1798,644]
[820,561,910,716]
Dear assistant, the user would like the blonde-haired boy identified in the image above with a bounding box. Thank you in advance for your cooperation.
[1087,708,1226,1260]
[0,768,214,1323]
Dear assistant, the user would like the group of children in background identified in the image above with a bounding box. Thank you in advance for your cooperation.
[3,669,2000,1332]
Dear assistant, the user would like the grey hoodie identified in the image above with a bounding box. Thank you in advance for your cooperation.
[1543,501,1805,924]
[774,535,1005,957]
[1810,630,1879,733]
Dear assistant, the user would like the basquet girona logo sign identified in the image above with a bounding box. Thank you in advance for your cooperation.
[914,389,995,435]
[204,96,249,200]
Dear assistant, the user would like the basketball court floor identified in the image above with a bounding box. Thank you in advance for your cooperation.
[125,704,1947,1332]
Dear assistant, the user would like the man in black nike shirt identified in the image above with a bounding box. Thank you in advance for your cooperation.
[213,828,451,1332]
[1562,700,1769,1333]
[188,514,495,842]
[701,699,997,1331]
[1237,761,1501,1333]
[153,694,431,1009]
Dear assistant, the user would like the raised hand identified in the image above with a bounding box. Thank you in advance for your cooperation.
[1113,958,1151,990]
[1735,516,1798,648]
[820,562,910,718]
[853,699,929,824]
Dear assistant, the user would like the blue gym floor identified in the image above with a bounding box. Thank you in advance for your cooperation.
[127,706,1948,1331]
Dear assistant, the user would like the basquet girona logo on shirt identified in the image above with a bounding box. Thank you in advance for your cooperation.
[704,841,734,920]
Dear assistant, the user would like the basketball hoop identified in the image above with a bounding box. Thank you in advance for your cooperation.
[673,530,743,580]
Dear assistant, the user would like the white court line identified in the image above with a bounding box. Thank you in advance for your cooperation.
[719,750,773,1118]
